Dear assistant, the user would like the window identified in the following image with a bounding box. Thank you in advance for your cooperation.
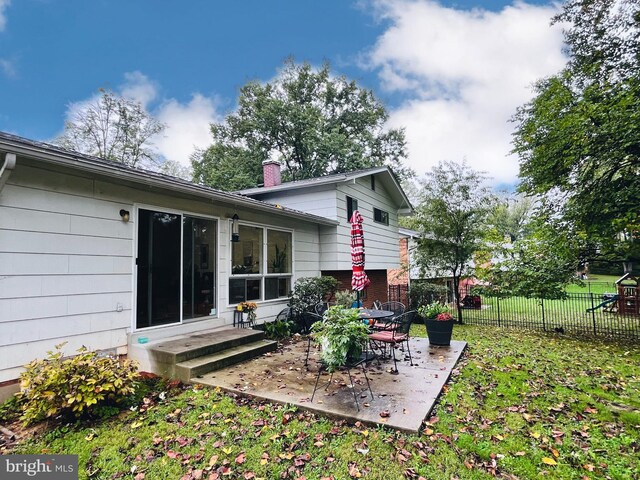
[231,226,262,275]
[374,208,389,225]
[230,226,292,303]
[371,175,376,191]
[347,196,358,221]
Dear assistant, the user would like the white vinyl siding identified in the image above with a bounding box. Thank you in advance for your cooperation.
[0,161,324,382]
[246,175,401,271]
[245,186,339,221]
[331,176,400,271]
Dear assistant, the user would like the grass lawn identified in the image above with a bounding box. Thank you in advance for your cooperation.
[4,326,639,480]
[566,275,620,295]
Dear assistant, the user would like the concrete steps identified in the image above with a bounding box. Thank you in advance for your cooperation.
[145,328,277,381]
[175,340,277,382]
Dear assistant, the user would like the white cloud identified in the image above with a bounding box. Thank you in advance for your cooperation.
[368,0,567,184]
[154,94,221,165]
[0,58,15,77]
[120,71,159,108]
[0,0,10,32]
[60,72,220,167]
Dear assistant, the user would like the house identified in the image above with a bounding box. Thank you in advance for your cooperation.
[237,161,413,304]
[387,227,420,305]
[0,132,412,398]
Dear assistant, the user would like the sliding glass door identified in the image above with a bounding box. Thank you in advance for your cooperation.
[136,208,217,329]
[136,209,181,328]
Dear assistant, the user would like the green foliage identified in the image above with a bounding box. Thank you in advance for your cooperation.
[409,160,497,321]
[407,281,448,311]
[0,394,23,423]
[11,327,640,479]
[287,276,338,316]
[55,89,165,168]
[17,344,138,425]
[513,0,640,266]
[334,289,356,308]
[263,318,293,340]
[191,59,412,191]
[310,306,369,372]
[478,216,586,299]
[417,302,449,319]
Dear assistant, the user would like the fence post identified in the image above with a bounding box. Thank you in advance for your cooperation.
[541,298,546,331]
[590,293,597,335]
[497,296,501,327]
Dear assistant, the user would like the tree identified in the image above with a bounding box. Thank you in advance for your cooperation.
[513,0,640,268]
[192,59,410,190]
[488,194,535,244]
[56,89,165,168]
[409,161,496,323]
[477,214,589,299]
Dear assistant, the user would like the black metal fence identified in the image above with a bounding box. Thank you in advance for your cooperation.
[389,284,640,341]
[388,284,409,307]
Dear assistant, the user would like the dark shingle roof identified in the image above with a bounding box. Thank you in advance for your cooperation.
[0,131,338,226]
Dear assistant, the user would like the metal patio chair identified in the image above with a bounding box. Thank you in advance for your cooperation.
[368,310,416,374]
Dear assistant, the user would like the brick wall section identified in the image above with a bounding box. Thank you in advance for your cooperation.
[388,237,409,286]
[321,269,388,308]
[262,160,282,187]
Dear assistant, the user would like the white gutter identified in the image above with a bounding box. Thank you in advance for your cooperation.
[0,152,16,193]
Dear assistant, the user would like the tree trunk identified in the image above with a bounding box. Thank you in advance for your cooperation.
[453,275,463,324]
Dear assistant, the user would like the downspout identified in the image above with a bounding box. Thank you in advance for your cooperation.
[0,153,17,193]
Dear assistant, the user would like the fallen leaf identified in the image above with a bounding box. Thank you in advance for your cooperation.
[542,457,557,466]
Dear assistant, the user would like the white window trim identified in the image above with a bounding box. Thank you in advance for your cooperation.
[227,221,294,307]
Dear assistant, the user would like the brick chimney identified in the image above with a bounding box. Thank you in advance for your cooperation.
[262,160,282,187]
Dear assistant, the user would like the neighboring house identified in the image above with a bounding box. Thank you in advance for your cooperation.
[0,133,413,397]
[387,227,419,305]
[237,161,413,304]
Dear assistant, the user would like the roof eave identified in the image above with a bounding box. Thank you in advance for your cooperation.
[0,137,338,227]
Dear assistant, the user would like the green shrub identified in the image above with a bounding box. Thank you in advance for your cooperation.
[334,289,356,308]
[288,276,338,316]
[0,395,23,423]
[263,318,293,339]
[408,281,448,310]
[17,343,139,425]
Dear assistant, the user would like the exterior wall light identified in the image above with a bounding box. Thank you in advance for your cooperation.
[231,213,240,242]
[119,209,130,222]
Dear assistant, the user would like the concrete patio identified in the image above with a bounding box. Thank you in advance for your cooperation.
[195,335,467,433]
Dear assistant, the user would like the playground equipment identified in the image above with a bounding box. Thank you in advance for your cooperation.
[616,273,639,315]
[585,273,639,315]
[586,293,619,313]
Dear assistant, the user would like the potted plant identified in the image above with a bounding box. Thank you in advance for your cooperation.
[418,302,454,346]
[310,306,370,372]
[238,301,258,326]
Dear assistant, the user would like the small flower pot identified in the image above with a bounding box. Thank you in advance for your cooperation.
[423,317,454,346]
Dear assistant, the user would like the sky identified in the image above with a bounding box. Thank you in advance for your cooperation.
[0,0,567,187]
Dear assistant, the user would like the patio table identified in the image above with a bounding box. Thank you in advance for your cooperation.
[358,309,395,330]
